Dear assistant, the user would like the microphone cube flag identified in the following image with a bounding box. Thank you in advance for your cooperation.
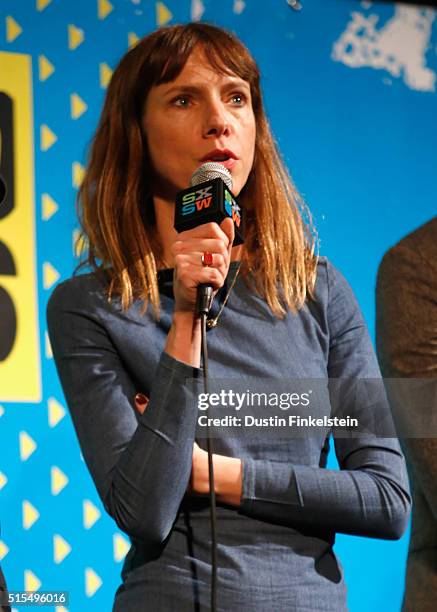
[174,177,244,245]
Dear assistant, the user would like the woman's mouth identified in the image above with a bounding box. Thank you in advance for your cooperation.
[201,149,238,171]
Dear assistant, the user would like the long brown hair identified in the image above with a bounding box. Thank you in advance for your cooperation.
[77,23,318,316]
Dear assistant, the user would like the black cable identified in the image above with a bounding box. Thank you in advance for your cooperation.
[200,311,218,612]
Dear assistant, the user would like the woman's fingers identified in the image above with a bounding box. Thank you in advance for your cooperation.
[177,221,231,246]
[172,221,235,313]
[220,218,235,260]
[172,238,230,262]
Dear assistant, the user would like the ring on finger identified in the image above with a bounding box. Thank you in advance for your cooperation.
[201,252,213,267]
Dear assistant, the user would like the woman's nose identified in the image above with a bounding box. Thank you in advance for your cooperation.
[203,101,230,138]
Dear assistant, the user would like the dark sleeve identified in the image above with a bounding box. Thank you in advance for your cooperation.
[47,279,200,545]
[376,243,437,519]
[238,261,411,539]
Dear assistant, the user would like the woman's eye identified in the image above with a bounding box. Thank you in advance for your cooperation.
[173,96,191,107]
[230,93,246,105]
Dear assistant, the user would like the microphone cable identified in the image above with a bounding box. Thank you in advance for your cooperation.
[197,284,218,612]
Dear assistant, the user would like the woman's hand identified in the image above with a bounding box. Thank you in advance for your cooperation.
[189,441,210,495]
[171,218,235,314]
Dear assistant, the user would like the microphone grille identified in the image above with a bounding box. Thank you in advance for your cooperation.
[190,162,233,191]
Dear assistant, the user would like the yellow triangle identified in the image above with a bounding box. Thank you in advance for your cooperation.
[128,32,139,49]
[83,500,101,529]
[0,471,7,490]
[40,124,57,151]
[71,93,88,120]
[24,569,41,592]
[48,397,66,428]
[68,24,85,51]
[42,193,59,220]
[98,0,114,20]
[19,431,37,461]
[156,2,172,26]
[99,62,113,88]
[51,466,69,495]
[54,534,72,563]
[85,567,102,597]
[0,540,9,561]
[6,16,23,42]
[113,533,130,562]
[23,500,40,529]
[55,607,68,612]
[37,0,53,11]
[45,331,53,358]
[38,55,55,81]
[73,229,88,258]
[72,162,85,188]
[43,262,60,289]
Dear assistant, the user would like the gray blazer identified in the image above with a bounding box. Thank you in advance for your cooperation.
[376,217,437,612]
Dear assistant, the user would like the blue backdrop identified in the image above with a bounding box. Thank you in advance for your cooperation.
[0,1,436,610]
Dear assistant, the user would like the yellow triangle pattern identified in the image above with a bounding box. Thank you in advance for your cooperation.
[42,193,59,220]
[85,567,102,597]
[68,24,85,50]
[128,32,139,48]
[83,500,101,529]
[73,229,88,258]
[0,471,7,490]
[156,2,172,26]
[40,124,57,151]
[0,540,9,561]
[48,397,66,428]
[43,262,60,289]
[71,93,88,120]
[99,62,113,88]
[72,162,85,188]
[38,55,55,81]
[19,431,37,461]
[37,0,53,11]
[23,500,40,529]
[51,466,69,495]
[113,533,130,562]
[54,534,72,564]
[6,16,22,42]
[45,331,53,358]
[24,569,41,592]
[98,0,114,20]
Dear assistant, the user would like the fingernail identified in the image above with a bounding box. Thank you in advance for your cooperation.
[135,393,148,405]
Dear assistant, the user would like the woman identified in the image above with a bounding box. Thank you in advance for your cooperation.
[47,23,410,611]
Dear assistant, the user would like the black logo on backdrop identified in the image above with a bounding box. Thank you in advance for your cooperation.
[0,92,17,361]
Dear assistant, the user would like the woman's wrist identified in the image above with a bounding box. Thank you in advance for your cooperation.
[165,310,202,367]
[214,454,243,507]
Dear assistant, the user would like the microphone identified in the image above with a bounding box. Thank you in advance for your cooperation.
[174,162,244,315]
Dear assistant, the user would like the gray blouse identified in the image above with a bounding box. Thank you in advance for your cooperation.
[47,257,411,611]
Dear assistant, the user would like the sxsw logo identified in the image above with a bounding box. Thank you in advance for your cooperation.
[180,186,213,216]
[224,190,241,227]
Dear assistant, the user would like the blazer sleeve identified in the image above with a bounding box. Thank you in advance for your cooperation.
[238,260,411,539]
[47,278,200,545]
[376,242,437,519]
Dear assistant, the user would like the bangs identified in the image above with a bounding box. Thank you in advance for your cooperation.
[147,24,259,93]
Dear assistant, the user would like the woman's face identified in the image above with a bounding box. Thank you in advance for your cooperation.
[142,47,256,200]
